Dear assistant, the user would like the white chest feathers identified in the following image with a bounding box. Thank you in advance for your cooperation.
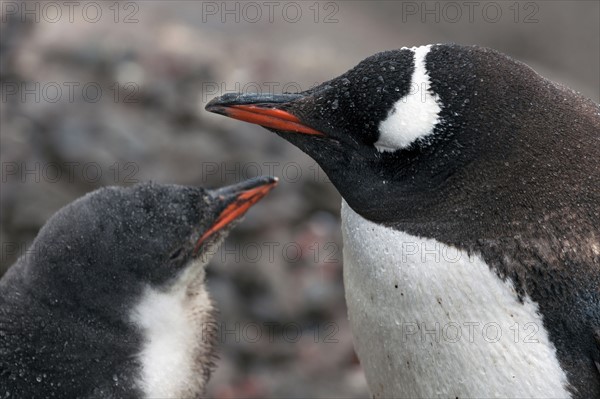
[130,260,214,399]
[340,200,571,398]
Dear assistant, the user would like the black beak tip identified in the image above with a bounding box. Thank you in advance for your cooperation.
[211,176,279,199]
[205,93,241,110]
[204,103,227,115]
[253,175,279,186]
[205,93,305,111]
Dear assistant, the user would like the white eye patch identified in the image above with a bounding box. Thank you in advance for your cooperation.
[374,45,442,153]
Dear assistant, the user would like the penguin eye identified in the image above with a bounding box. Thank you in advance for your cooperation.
[169,247,184,261]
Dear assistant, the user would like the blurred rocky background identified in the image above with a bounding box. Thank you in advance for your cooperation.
[1,1,598,397]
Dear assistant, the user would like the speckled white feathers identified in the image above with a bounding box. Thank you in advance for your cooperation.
[341,200,571,398]
[375,45,442,152]
[130,259,213,399]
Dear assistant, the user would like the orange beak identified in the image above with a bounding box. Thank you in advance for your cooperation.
[194,176,278,253]
[205,93,324,136]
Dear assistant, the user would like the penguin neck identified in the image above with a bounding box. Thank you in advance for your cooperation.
[129,256,216,398]
[310,142,460,227]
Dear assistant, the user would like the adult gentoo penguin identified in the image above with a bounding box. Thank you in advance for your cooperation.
[206,44,600,398]
[0,177,277,398]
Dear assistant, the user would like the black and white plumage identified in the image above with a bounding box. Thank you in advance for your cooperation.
[0,177,277,398]
[206,44,600,398]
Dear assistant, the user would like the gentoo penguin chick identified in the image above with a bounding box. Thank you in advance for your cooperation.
[0,177,278,398]
[206,44,600,398]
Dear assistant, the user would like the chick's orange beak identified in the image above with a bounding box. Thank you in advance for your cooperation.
[194,177,278,253]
